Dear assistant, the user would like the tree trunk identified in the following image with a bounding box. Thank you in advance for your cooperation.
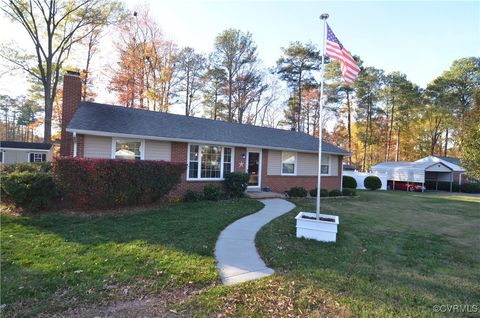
[82,44,93,101]
[395,127,400,162]
[213,90,218,120]
[185,69,190,116]
[362,101,370,171]
[386,97,395,161]
[12,112,16,140]
[430,119,441,156]
[228,71,233,122]
[297,74,302,132]
[44,92,53,142]
[4,110,8,140]
[444,129,449,157]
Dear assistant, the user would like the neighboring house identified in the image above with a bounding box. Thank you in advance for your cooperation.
[371,155,466,191]
[60,71,350,194]
[0,141,53,164]
[342,164,357,171]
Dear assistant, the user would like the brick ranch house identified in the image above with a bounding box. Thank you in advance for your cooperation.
[61,71,350,195]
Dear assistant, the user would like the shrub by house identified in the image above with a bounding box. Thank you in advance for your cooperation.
[364,176,382,190]
[342,175,357,189]
[1,169,56,212]
[223,172,249,198]
[53,158,185,209]
[288,187,308,197]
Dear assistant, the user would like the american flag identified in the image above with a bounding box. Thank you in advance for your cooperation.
[325,23,360,84]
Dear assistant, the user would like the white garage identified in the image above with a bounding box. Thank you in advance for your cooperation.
[371,156,465,192]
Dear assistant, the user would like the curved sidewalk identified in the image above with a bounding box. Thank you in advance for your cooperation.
[215,199,296,285]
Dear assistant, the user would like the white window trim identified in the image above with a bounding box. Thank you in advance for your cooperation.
[111,138,145,160]
[320,154,331,176]
[246,148,262,189]
[186,143,235,181]
[27,152,47,163]
[281,151,297,176]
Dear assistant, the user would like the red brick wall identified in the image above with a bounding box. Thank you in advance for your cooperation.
[170,142,224,196]
[60,71,82,157]
[261,149,342,193]
[234,147,247,173]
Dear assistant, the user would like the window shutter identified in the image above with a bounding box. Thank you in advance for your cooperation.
[42,154,47,161]
[29,153,34,162]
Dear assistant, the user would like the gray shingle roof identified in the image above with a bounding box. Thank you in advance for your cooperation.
[0,141,52,150]
[68,102,350,155]
[437,156,461,166]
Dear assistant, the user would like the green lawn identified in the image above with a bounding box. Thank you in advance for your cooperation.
[0,199,264,317]
[2,192,479,317]
[181,191,480,317]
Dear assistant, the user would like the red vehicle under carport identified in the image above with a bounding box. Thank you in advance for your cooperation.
[387,180,425,192]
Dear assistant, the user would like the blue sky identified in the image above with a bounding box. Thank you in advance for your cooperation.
[139,0,479,88]
[1,1,479,99]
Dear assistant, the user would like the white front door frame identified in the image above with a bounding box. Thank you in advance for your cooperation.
[246,148,262,190]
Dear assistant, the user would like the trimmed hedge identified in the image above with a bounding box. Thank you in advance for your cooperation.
[364,176,382,190]
[183,189,202,202]
[309,188,329,197]
[329,190,343,197]
[1,171,56,212]
[224,172,249,198]
[288,187,308,197]
[342,175,357,189]
[53,158,185,208]
[203,184,225,201]
[0,161,51,173]
[461,183,480,193]
[342,188,356,196]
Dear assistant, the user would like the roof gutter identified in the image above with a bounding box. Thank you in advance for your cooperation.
[67,128,351,156]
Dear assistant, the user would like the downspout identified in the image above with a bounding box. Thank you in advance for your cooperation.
[340,157,344,191]
[73,132,77,158]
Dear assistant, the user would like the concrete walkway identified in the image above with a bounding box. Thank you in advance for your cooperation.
[215,199,296,285]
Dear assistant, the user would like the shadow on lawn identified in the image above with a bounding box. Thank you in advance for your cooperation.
[6,200,257,256]
[1,200,263,317]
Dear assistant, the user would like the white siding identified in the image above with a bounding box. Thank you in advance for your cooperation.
[297,153,318,176]
[268,150,340,177]
[1,149,51,164]
[3,149,28,164]
[144,140,171,161]
[267,150,281,175]
[84,135,112,158]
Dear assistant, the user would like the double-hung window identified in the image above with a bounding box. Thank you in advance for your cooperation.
[114,139,142,160]
[29,153,47,162]
[188,144,234,180]
[282,151,297,175]
[321,154,330,175]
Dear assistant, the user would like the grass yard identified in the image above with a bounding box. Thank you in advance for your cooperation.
[0,199,264,317]
[182,191,480,317]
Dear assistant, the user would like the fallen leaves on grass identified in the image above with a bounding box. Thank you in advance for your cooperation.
[183,276,352,318]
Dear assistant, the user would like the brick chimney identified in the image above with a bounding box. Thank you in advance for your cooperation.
[60,70,82,156]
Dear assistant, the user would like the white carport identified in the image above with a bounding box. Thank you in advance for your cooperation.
[371,160,456,192]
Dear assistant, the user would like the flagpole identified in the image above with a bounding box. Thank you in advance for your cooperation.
[316,13,329,220]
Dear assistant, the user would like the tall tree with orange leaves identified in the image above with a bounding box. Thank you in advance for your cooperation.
[109,9,177,111]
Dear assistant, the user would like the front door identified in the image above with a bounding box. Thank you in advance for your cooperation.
[247,150,261,189]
